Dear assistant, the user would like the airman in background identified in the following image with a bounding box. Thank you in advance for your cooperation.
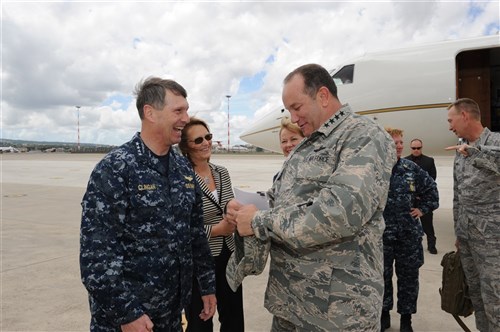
[446,97,500,332]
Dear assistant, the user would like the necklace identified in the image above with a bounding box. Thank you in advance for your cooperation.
[195,167,211,185]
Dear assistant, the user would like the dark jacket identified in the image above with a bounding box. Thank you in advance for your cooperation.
[80,133,215,327]
[404,153,437,180]
[383,158,439,240]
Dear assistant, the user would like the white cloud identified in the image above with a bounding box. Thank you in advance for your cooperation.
[1,1,498,146]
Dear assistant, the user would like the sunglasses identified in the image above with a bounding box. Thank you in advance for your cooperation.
[190,133,213,145]
[411,147,422,150]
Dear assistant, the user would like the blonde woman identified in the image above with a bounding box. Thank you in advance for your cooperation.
[279,117,304,157]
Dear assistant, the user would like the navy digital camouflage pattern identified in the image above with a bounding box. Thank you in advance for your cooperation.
[80,133,215,332]
[453,128,500,331]
[382,157,439,314]
[251,105,397,331]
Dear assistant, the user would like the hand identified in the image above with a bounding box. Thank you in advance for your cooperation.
[455,238,460,252]
[199,294,217,321]
[225,199,243,226]
[234,204,258,236]
[121,314,154,332]
[212,218,236,237]
[410,208,423,218]
[445,144,470,157]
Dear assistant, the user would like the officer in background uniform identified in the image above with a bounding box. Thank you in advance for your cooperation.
[446,98,500,332]
[80,78,216,332]
[382,128,439,332]
[226,64,397,331]
[404,138,439,254]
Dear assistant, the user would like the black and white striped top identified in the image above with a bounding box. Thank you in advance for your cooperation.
[196,163,235,256]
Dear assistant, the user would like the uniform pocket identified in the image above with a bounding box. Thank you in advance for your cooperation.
[286,258,334,315]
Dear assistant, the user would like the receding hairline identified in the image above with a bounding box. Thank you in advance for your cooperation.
[447,98,481,120]
[283,63,338,98]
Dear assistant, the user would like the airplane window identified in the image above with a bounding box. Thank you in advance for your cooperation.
[332,64,354,85]
[333,78,343,85]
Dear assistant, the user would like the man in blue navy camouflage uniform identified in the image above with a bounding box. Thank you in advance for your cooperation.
[80,78,216,332]
[381,128,439,332]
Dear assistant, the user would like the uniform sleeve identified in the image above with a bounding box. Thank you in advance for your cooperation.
[80,160,145,325]
[469,144,500,175]
[452,156,460,226]
[191,182,216,296]
[414,164,439,215]
[253,128,396,249]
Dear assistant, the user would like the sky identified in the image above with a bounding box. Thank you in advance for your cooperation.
[1,1,499,147]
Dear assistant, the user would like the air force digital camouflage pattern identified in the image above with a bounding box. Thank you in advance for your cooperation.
[80,133,215,331]
[382,158,439,314]
[250,106,397,331]
[453,128,500,332]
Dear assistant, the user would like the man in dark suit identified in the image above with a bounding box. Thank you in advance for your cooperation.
[405,139,439,254]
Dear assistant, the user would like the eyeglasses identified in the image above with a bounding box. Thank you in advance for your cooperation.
[411,147,422,150]
[190,133,213,145]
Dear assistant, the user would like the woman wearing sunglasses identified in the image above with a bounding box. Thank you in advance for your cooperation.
[179,117,244,332]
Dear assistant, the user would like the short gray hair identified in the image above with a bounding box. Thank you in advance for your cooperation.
[447,98,481,121]
[134,77,187,119]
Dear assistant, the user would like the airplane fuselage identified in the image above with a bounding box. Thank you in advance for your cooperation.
[240,35,500,155]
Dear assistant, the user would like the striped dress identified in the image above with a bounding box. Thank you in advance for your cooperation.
[195,163,235,256]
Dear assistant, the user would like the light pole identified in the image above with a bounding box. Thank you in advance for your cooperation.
[76,106,81,151]
[226,95,231,152]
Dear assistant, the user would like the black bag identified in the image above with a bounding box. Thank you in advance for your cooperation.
[439,251,474,331]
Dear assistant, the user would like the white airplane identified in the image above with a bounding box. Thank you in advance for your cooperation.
[240,35,500,155]
[231,145,250,152]
[0,146,20,153]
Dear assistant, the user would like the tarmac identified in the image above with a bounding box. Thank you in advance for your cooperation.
[1,152,478,331]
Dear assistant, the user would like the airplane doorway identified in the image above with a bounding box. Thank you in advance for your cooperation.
[456,47,500,132]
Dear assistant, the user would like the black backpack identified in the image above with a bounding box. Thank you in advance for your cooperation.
[439,251,474,331]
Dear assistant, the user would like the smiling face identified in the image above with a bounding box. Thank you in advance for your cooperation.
[391,134,404,158]
[280,127,303,157]
[150,89,190,147]
[282,75,324,138]
[185,124,212,164]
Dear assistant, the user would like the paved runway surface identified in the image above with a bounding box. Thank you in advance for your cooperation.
[1,152,478,331]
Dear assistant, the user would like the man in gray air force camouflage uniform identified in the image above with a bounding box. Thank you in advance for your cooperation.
[80,78,216,332]
[226,64,397,331]
[446,98,500,332]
